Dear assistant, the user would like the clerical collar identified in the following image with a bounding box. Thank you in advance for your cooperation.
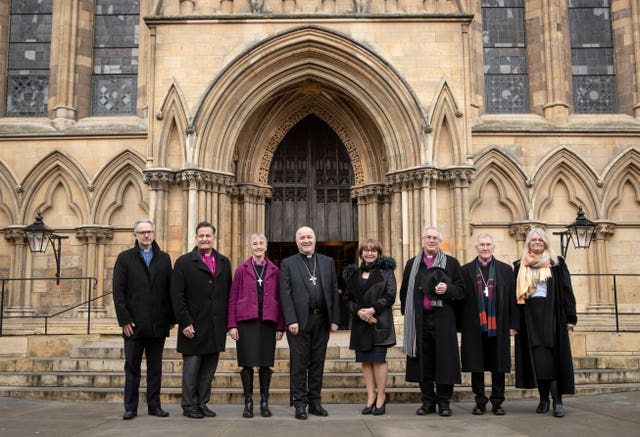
[477,257,493,267]
[200,250,212,257]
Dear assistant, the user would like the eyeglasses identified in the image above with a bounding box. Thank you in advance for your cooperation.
[530,238,544,243]
[422,235,440,241]
[135,230,154,236]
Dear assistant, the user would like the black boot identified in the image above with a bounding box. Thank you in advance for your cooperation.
[259,367,273,417]
[240,367,254,418]
[550,380,564,417]
[536,380,550,413]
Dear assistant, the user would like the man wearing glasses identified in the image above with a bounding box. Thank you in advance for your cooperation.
[113,219,174,420]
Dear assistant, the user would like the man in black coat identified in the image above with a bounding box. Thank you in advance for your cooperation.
[280,226,340,420]
[171,221,232,419]
[460,233,518,416]
[400,226,465,417]
[113,219,173,420]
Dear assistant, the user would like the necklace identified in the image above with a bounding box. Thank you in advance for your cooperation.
[478,266,489,297]
[252,261,265,287]
[303,255,318,286]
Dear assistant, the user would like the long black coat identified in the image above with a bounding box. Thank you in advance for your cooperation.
[113,241,174,339]
[280,253,340,330]
[171,247,232,355]
[399,254,465,384]
[459,258,518,373]
[514,257,577,394]
[343,257,397,351]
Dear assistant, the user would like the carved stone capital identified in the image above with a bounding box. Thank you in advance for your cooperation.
[352,183,391,202]
[442,166,475,187]
[594,221,616,239]
[387,167,441,190]
[143,168,176,189]
[75,226,114,244]
[509,222,546,240]
[2,226,26,244]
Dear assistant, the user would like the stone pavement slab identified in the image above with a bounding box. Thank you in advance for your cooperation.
[1,391,639,437]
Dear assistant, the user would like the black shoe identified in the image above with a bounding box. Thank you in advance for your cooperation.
[148,407,169,417]
[416,403,436,415]
[308,404,329,417]
[492,406,506,416]
[438,403,452,417]
[536,400,550,414]
[361,401,375,415]
[183,408,204,419]
[242,398,254,418]
[260,403,272,417]
[472,405,486,415]
[200,405,216,417]
[295,406,308,420]
[373,399,387,416]
[122,411,137,420]
[553,403,565,418]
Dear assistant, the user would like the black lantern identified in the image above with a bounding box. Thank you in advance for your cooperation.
[554,206,597,258]
[23,211,68,284]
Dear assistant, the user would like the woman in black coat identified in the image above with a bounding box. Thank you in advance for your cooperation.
[343,239,396,416]
[514,227,577,418]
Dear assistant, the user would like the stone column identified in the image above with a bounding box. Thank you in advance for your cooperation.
[143,168,175,246]
[234,183,272,264]
[50,0,80,122]
[1,228,33,315]
[75,226,113,317]
[443,167,475,261]
[586,222,616,312]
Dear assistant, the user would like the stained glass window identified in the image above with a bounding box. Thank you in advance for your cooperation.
[6,0,52,117]
[482,0,529,113]
[569,0,616,113]
[91,0,140,115]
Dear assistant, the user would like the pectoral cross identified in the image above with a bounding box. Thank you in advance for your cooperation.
[483,286,488,297]
[257,278,263,286]
[310,275,317,286]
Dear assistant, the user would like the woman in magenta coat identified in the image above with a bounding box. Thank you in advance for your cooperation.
[228,233,285,418]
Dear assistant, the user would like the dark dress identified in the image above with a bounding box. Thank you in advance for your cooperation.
[237,264,277,367]
[342,257,397,363]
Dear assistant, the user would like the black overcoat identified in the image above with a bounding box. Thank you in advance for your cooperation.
[279,253,340,330]
[342,257,397,351]
[399,254,465,384]
[513,257,577,394]
[459,257,518,373]
[113,240,174,339]
[171,247,232,355]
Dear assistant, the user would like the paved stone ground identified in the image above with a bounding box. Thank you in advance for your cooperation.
[1,391,639,437]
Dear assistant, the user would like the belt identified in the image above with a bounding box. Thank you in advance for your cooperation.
[309,308,325,315]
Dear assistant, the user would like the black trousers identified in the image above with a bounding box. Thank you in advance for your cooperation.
[181,353,220,411]
[123,337,166,412]
[471,334,505,406]
[286,313,330,409]
[419,311,453,405]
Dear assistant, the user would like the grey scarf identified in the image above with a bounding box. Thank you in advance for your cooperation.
[402,249,447,357]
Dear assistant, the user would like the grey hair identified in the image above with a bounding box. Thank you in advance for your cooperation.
[520,227,556,260]
[422,226,443,241]
[133,218,154,233]
[474,233,495,246]
[248,232,268,247]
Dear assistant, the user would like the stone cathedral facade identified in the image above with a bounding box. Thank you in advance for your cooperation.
[0,0,638,328]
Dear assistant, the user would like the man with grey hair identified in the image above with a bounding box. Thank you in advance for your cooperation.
[113,219,174,420]
[459,233,518,415]
[400,226,465,417]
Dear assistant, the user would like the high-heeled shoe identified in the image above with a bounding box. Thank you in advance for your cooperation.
[361,398,376,415]
[373,399,387,416]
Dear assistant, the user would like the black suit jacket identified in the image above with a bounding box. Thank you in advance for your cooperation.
[279,252,340,331]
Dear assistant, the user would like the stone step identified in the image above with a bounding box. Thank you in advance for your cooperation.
[1,366,637,390]
[1,382,639,404]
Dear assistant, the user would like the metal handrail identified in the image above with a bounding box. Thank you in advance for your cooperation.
[0,277,101,335]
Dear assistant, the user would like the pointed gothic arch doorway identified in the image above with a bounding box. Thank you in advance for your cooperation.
[266,114,357,327]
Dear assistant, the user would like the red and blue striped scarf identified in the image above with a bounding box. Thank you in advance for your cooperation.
[476,259,496,337]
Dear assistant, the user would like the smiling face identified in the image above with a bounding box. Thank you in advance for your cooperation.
[421,228,441,256]
[250,236,267,260]
[528,231,546,255]
[295,226,316,256]
[134,221,154,251]
[196,225,216,254]
[361,246,380,265]
[475,235,495,263]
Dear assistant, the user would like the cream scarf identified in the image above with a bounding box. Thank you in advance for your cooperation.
[516,251,552,304]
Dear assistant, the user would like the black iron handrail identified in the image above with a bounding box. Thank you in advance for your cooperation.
[0,277,102,336]
[572,273,639,333]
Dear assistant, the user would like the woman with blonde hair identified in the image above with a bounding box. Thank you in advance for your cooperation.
[514,228,577,418]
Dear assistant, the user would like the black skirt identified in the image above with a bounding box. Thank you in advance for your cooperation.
[236,319,277,367]
[528,297,556,380]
